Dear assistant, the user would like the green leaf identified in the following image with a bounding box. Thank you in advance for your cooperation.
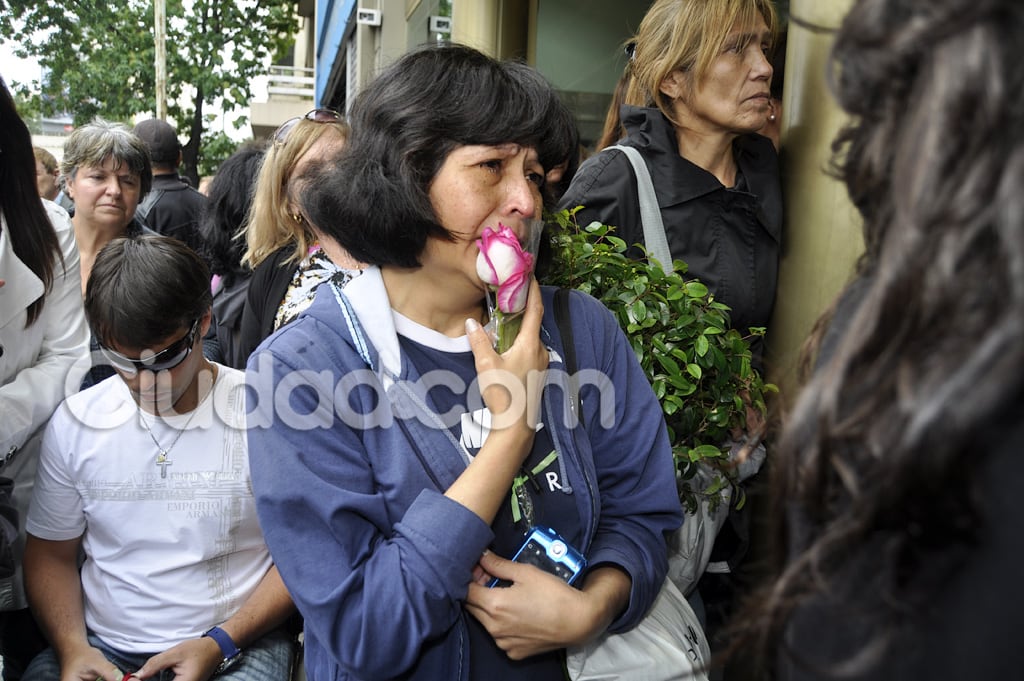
[704,475,727,495]
[686,363,702,380]
[663,395,683,415]
[734,486,747,510]
[628,299,648,324]
[691,444,723,459]
[684,281,709,298]
[656,353,681,375]
[666,374,694,392]
[695,334,709,357]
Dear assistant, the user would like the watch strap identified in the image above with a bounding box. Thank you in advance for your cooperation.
[203,625,242,661]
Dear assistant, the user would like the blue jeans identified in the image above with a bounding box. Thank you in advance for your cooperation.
[22,629,295,681]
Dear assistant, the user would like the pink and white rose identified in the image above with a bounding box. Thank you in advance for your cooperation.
[475,224,534,314]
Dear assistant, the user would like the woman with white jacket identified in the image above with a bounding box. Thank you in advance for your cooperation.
[0,76,90,680]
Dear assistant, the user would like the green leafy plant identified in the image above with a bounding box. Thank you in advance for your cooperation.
[543,208,777,513]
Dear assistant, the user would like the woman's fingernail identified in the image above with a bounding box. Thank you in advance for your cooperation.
[465,318,481,334]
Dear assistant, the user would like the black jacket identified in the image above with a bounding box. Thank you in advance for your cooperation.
[203,272,253,370]
[236,246,299,367]
[558,106,782,343]
[139,173,207,256]
[0,477,17,579]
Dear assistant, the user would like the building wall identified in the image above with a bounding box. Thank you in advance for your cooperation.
[534,0,649,149]
[407,0,450,51]
[316,0,356,108]
[535,0,647,94]
[250,3,319,138]
[316,1,647,147]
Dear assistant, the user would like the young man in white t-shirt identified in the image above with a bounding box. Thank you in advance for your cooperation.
[22,235,295,681]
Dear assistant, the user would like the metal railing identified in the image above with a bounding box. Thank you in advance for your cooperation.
[266,64,315,99]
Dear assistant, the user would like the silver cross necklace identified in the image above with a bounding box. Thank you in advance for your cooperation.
[137,367,218,478]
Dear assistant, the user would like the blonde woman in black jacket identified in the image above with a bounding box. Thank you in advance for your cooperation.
[559,0,781,365]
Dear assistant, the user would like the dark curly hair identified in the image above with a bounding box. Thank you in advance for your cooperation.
[738,0,1024,674]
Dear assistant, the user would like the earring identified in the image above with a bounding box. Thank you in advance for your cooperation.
[768,101,777,122]
[290,212,305,224]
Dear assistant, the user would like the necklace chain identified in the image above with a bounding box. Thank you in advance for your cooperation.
[137,367,218,478]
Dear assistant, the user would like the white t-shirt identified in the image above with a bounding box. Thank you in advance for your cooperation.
[27,365,272,653]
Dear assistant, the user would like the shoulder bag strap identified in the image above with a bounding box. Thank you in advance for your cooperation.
[135,188,164,222]
[606,145,673,273]
[554,288,584,428]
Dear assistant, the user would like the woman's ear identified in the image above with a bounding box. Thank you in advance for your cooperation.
[199,308,213,338]
[659,70,687,100]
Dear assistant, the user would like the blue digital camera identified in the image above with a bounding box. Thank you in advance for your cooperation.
[489,526,587,588]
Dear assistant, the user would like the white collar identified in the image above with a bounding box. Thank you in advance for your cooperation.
[338,265,403,382]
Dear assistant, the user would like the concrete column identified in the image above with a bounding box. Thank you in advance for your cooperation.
[452,0,499,56]
[766,0,861,399]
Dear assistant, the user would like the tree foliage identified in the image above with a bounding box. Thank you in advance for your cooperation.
[0,0,297,182]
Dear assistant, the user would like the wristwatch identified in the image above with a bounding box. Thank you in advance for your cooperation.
[203,626,243,675]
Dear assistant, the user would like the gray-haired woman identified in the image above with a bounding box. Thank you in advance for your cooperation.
[61,119,155,388]
[61,118,153,295]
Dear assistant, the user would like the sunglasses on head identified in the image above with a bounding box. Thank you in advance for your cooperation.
[272,108,343,145]
[99,319,199,376]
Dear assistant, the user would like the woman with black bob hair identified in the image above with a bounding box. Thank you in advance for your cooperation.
[734,0,1024,679]
[302,44,577,268]
[247,44,681,681]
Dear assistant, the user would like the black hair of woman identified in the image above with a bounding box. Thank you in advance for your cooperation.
[0,75,62,326]
[769,28,786,101]
[198,140,267,284]
[302,43,577,269]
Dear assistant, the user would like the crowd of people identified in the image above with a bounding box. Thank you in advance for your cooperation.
[0,0,1019,679]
